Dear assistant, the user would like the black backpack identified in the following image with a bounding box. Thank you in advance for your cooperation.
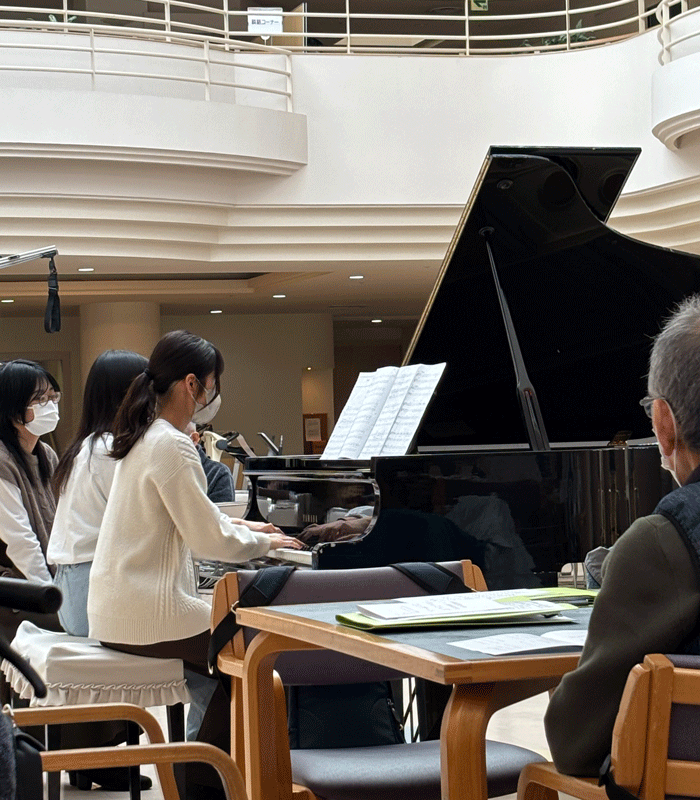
[208,561,472,749]
[0,712,43,800]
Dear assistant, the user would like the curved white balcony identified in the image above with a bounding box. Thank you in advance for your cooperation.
[653,0,700,149]
[0,23,306,174]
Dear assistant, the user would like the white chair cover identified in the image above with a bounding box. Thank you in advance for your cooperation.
[2,621,190,707]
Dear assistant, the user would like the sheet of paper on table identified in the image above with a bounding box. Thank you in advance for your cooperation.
[449,629,588,655]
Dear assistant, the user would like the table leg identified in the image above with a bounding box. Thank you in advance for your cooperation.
[440,678,561,800]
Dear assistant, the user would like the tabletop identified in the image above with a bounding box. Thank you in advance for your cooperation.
[236,602,591,684]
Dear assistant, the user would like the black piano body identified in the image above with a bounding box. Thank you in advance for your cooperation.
[244,146,700,589]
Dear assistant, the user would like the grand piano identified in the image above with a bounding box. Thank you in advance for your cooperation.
[243,146,700,589]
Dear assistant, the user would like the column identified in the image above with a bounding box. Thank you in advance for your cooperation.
[79,301,160,384]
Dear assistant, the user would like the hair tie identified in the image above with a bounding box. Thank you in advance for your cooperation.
[144,369,154,382]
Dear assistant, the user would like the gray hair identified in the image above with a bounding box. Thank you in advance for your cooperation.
[648,294,700,450]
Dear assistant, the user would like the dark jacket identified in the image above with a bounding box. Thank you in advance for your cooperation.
[545,468,700,776]
[196,445,235,504]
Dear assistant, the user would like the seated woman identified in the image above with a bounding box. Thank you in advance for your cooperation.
[0,359,62,638]
[88,329,301,791]
[48,350,148,637]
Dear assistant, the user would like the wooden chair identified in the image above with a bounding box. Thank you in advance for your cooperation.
[518,652,700,800]
[10,703,248,800]
[212,560,547,800]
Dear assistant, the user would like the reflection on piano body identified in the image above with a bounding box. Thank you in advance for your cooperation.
[244,147,700,588]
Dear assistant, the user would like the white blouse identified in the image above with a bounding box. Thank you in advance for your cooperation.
[48,434,115,566]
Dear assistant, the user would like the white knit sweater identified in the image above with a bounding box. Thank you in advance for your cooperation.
[88,419,270,644]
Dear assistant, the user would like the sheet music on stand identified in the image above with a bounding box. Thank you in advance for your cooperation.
[323,363,446,459]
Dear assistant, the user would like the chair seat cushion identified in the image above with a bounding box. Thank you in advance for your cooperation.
[290,738,546,800]
[2,621,189,707]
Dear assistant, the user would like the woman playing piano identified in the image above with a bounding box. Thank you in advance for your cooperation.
[87,329,301,794]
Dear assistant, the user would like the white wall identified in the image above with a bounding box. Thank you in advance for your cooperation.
[161,313,334,454]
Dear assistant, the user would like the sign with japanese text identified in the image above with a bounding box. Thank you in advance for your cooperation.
[247,7,284,36]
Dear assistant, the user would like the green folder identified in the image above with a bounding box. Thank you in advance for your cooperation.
[336,605,578,632]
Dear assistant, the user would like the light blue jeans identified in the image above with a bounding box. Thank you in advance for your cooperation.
[54,562,217,740]
[183,670,218,740]
[54,561,91,637]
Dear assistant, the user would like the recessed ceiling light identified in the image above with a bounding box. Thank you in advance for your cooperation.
[273,294,286,298]
[1,299,14,304]
[210,309,223,314]
[371,319,383,323]
[78,267,94,272]
[306,366,312,371]
[349,275,364,280]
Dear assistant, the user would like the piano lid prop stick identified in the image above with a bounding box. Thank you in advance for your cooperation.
[480,226,550,452]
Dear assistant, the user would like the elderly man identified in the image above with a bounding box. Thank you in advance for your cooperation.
[545,295,700,776]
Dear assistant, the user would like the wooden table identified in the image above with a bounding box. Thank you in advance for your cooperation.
[237,602,591,800]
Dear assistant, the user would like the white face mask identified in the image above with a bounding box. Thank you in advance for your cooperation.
[191,385,221,426]
[24,401,60,436]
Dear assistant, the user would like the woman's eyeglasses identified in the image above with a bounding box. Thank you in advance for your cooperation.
[31,392,61,407]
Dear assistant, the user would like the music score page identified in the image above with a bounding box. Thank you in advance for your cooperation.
[322,362,446,459]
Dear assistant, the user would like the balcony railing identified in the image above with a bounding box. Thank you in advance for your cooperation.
[0,0,690,57]
[656,0,700,62]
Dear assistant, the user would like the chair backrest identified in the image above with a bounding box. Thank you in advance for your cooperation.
[610,652,700,800]
[202,431,224,462]
[211,561,486,686]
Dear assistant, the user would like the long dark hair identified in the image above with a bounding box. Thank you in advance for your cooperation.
[111,330,223,460]
[53,350,148,495]
[0,359,60,487]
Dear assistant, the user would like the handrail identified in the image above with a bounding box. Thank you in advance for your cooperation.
[656,0,700,64]
[0,0,678,57]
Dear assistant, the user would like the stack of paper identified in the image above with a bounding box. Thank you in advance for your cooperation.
[336,589,588,631]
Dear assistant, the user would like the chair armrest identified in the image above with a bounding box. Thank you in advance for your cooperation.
[41,742,247,800]
[11,703,166,744]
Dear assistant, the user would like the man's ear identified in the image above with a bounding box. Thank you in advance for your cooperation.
[653,398,677,457]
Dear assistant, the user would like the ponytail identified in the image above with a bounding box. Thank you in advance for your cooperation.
[110,372,158,460]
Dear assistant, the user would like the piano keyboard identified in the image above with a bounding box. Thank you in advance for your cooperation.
[272,548,313,567]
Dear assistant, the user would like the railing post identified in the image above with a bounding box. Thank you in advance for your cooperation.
[660,0,671,64]
[62,0,68,32]
[638,0,645,34]
[223,0,230,51]
[164,0,171,43]
[286,53,293,113]
[204,39,211,100]
[89,28,96,90]
[565,0,571,50]
[464,0,470,56]
[346,0,351,53]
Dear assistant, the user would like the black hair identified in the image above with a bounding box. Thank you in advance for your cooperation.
[111,330,223,460]
[0,359,61,487]
[53,350,148,495]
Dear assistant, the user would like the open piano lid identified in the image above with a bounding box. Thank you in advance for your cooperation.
[405,146,700,450]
